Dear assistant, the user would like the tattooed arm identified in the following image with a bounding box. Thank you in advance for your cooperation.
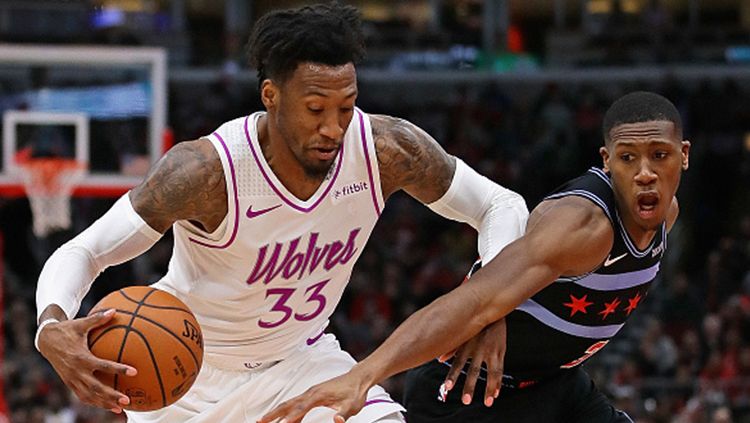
[37,138,227,324]
[372,114,527,260]
[130,138,227,233]
[372,114,455,202]
[34,139,227,413]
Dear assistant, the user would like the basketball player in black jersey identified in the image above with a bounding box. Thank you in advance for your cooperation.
[259,91,690,423]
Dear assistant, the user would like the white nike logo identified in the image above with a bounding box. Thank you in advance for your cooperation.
[603,253,627,267]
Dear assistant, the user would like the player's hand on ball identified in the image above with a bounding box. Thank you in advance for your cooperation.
[258,370,369,423]
[37,308,137,413]
[440,317,506,407]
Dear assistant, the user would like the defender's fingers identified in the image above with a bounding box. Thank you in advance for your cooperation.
[483,356,504,407]
[444,347,471,392]
[461,357,484,405]
[438,349,456,363]
[494,321,507,400]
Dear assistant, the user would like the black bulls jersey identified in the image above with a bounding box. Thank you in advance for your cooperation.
[470,167,666,382]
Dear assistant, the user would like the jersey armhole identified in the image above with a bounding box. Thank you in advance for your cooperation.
[181,131,239,249]
[357,109,385,217]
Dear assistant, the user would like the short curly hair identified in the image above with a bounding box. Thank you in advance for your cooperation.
[603,91,683,144]
[247,2,365,88]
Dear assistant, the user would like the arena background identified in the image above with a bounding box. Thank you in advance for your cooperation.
[0,1,749,422]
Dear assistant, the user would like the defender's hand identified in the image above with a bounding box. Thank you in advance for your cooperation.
[37,309,137,413]
[439,317,506,407]
[258,371,370,423]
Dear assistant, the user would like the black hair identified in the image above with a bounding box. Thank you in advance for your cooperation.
[602,91,682,143]
[247,2,365,89]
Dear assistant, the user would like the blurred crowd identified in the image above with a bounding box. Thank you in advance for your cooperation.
[1,73,749,423]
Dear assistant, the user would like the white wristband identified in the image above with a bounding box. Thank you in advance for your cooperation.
[34,317,60,352]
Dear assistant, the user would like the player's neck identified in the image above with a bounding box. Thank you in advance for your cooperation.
[257,115,326,201]
[618,211,659,250]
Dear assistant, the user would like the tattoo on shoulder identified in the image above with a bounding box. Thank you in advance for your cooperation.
[370,114,455,202]
[130,139,227,232]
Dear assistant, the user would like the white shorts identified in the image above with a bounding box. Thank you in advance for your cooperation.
[126,334,404,423]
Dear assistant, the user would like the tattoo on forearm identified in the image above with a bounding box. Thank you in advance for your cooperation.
[131,140,227,232]
[371,114,455,202]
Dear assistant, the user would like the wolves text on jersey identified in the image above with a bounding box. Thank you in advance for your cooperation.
[247,228,362,285]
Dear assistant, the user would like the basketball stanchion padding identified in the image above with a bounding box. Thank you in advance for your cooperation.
[88,286,204,411]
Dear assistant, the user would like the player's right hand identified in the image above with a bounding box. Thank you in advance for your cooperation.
[439,317,506,407]
[37,308,138,413]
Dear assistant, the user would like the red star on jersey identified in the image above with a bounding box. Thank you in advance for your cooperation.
[563,294,594,317]
[598,297,621,320]
[624,292,642,316]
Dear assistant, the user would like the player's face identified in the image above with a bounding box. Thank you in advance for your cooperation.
[600,120,690,232]
[266,62,358,178]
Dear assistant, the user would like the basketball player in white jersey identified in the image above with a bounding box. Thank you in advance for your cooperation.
[33,4,527,422]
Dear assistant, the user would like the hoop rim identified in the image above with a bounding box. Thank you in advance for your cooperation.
[16,156,87,195]
[15,156,88,170]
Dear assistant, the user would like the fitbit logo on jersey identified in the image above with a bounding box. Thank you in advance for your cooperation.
[332,181,368,200]
[247,229,362,285]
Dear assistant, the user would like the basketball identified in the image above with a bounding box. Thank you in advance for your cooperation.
[87,286,204,411]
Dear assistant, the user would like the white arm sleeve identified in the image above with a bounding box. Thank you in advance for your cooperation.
[36,194,163,320]
[427,159,529,262]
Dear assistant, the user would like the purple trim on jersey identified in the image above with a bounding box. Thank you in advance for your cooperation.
[244,115,344,213]
[560,262,660,290]
[358,110,381,216]
[363,399,396,407]
[188,132,239,249]
[306,331,324,346]
[516,299,624,339]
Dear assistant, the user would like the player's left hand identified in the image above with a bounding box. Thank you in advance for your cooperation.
[438,317,506,407]
[257,370,369,423]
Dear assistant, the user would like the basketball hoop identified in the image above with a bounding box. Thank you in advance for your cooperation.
[16,158,86,237]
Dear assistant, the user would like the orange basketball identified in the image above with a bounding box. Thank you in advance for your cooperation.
[88,286,204,411]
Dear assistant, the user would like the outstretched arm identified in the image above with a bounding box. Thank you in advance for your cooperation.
[259,197,614,423]
[352,198,612,381]
[35,138,226,413]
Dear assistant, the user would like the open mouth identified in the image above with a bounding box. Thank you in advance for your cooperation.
[312,147,338,161]
[636,192,660,220]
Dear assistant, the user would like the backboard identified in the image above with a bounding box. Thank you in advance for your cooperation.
[0,44,167,197]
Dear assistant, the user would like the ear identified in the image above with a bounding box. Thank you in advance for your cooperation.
[599,146,611,173]
[681,140,691,170]
[260,79,277,111]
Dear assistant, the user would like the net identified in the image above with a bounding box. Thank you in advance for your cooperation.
[16,158,85,237]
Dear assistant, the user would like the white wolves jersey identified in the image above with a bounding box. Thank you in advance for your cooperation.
[153,109,385,369]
